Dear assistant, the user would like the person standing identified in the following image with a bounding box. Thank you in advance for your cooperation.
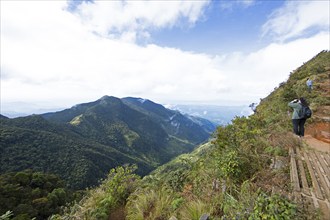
[306,78,313,93]
[288,97,309,137]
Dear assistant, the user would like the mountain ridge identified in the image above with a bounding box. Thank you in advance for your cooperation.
[0,96,216,189]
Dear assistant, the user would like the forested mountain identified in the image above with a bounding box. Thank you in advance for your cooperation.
[0,96,215,190]
[122,97,216,141]
[0,114,8,119]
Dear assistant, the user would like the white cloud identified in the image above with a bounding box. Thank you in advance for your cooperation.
[262,1,330,41]
[220,0,256,11]
[216,32,329,100]
[1,0,329,115]
[0,1,214,107]
[240,0,256,7]
[73,0,210,42]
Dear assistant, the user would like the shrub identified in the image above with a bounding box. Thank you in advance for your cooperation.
[53,165,140,220]
[249,193,297,220]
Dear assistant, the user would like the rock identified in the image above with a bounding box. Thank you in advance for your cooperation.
[200,213,210,220]
[212,179,220,191]
[270,157,285,170]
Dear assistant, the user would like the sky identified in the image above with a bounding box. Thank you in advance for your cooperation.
[1,0,329,115]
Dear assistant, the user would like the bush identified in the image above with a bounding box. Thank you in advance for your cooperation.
[249,193,297,219]
[53,165,140,220]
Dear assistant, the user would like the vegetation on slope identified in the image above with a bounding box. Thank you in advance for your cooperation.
[124,115,297,219]
[0,96,215,190]
[0,170,78,220]
[54,50,329,219]
[51,165,139,220]
[0,115,151,190]
[257,50,330,131]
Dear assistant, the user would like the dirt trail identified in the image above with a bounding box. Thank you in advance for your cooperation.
[290,135,330,219]
[304,135,330,153]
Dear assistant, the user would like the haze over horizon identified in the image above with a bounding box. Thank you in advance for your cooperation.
[1,0,329,114]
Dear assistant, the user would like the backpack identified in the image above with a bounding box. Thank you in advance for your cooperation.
[299,105,312,119]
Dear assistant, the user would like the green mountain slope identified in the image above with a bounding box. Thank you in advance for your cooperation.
[56,50,329,220]
[122,97,215,143]
[0,115,151,189]
[0,96,215,189]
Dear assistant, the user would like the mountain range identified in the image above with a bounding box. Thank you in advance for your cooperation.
[168,104,253,125]
[0,96,216,189]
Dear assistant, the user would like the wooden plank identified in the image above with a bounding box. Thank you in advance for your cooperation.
[309,151,330,200]
[321,154,329,166]
[289,147,294,184]
[296,148,311,195]
[324,153,330,167]
[314,151,330,187]
[304,151,324,200]
[290,147,300,192]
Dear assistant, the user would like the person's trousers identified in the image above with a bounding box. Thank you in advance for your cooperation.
[308,86,312,93]
[292,118,307,136]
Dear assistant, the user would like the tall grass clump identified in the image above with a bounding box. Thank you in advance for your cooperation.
[126,187,176,220]
[51,165,140,220]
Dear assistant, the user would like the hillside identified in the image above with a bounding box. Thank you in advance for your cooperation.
[0,96,215,190]
[53,50,329,220]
